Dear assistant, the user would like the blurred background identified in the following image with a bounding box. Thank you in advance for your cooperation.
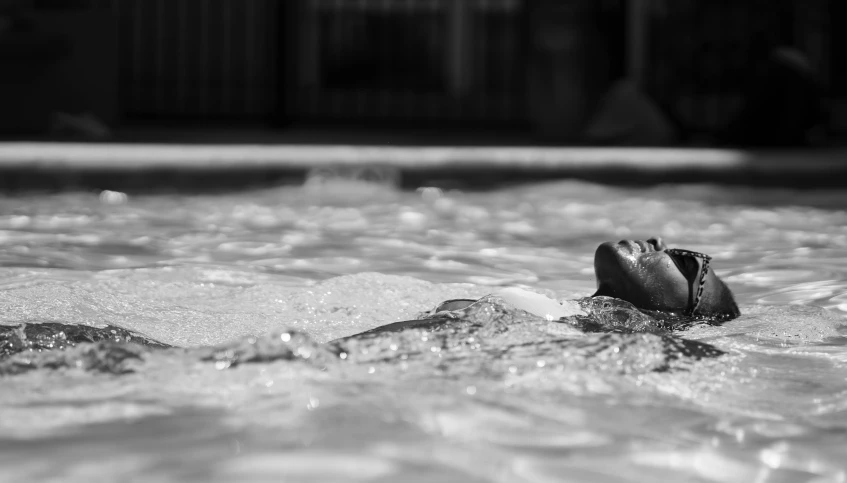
[0,0,843,145]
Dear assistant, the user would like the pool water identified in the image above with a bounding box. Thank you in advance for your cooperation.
[1,177,846,482]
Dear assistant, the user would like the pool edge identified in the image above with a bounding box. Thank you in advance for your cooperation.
[1,142,846,191]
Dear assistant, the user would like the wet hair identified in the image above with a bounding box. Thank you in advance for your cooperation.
[695,277,741,321]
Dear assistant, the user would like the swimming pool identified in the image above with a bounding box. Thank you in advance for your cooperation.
[1,177,846,482]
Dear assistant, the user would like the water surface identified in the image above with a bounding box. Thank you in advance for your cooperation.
[1,178,846,482]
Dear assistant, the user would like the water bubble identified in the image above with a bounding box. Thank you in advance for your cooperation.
[307,395,320,410]
[339,352,348,360]
[399,211,427,228]
[418,186,444,202]
[536,360,546,368]
[100,190,128,205]
[280,333,291,342]
[368,367,376,374]
[466,386,477,396]
[433,197,456,214]
[389,344,398,351]
[297,347,312,359]
[508,366,517,374]
[215,360,231,371]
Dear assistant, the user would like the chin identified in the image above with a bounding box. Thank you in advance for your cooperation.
[594,241,634,271]
[593,242,630,296]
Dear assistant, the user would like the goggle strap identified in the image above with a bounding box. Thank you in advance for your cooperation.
[691,258,710,315]
[665,248,711,316]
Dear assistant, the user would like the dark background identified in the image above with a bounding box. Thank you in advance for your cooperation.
[1,0,843,143]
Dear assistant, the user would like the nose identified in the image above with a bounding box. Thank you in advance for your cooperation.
[647,237,667,251]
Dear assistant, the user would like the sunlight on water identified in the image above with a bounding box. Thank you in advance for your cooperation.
[1,179,846,482]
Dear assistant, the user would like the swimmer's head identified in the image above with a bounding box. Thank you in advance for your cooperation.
[593,237,740,320]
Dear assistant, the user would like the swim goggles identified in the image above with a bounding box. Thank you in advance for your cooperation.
[665,248,711,316]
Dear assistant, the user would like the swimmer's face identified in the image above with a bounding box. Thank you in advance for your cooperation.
[593,238,738,318]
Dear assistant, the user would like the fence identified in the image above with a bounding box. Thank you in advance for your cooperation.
[113,0,279,119]
[108,0,525,124]
[288,0,527,125]
[98,0,839,130]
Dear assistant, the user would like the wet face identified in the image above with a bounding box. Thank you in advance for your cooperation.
[593,238,727,315]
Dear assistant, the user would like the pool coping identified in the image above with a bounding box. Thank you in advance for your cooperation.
[1,142,846,190]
